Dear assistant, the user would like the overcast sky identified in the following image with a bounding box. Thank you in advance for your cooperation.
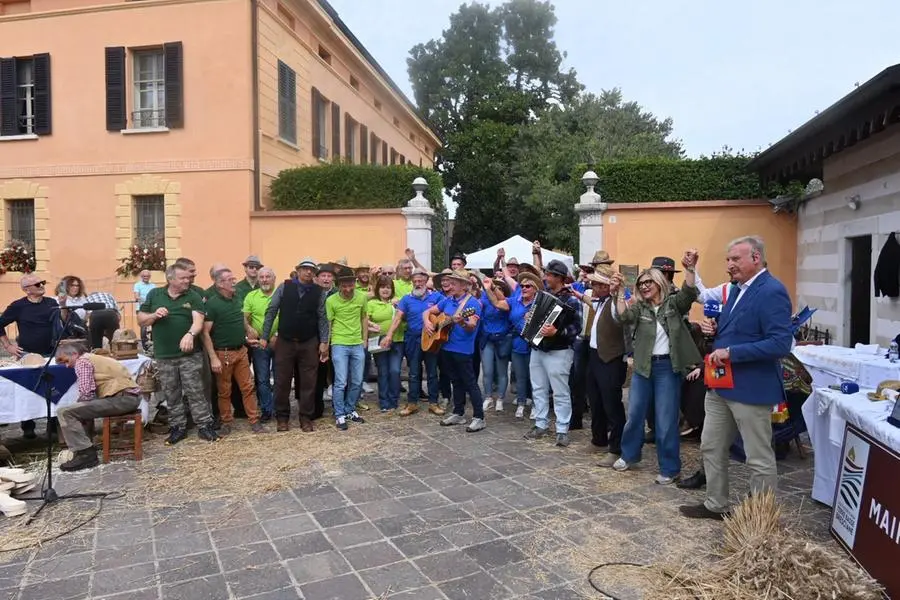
[328,0,900,157]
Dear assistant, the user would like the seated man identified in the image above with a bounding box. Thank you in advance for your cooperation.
[55,344,141,472]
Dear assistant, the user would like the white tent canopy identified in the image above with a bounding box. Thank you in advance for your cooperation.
[463,235,575,272]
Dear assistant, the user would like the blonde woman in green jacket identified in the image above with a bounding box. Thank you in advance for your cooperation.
[608,252,702,485]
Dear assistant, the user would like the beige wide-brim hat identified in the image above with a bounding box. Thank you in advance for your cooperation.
[445,269,471,284]
[586,272,610,285]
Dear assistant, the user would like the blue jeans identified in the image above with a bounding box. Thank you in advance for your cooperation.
[530,348,574,433]
[331,344,365,418]
[374,344,402,409]
[442,350,484,419]
[404,334,438,404]
[620,357,683,477]
[251,345,275,417]
[510,351,531,406]
[481,334,512,399]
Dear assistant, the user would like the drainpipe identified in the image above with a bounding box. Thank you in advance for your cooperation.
[251,0,261,211]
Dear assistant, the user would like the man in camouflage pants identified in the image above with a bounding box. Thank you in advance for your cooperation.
[138,264,220,444]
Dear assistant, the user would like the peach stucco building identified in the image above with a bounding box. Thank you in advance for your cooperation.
[0,0,440,312]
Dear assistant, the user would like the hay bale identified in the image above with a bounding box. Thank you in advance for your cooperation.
[658,491,884,600]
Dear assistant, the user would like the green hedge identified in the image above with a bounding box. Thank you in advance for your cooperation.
[577,156,765,202]
[270,164,447,267]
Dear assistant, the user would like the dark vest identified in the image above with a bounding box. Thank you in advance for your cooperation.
[277,280,322,342]
[594,299,626,362]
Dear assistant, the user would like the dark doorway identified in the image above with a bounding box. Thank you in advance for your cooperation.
[849,235,872,345]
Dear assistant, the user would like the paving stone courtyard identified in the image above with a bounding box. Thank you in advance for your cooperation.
[0,394,833,600]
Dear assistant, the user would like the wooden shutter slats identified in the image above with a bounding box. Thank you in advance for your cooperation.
[105,47,126,131]
[33,53,51,135]
[382,140,388,165]
[331,102,341,160]
[163,41,184,128]
[360,125,368,163]
[311,87,321,158]
[0,58,16,136]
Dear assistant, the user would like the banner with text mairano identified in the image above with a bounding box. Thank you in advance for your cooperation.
[831,425,900,598]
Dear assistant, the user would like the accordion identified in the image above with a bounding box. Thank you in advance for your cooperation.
[520,290,572,350]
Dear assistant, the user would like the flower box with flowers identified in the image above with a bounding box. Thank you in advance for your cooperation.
[117,235,167,277]
[0,240,36,275]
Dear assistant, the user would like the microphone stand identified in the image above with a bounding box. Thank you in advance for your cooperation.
[26,305,110,524]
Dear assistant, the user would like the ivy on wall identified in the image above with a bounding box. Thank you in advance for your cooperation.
[270,164,448,267]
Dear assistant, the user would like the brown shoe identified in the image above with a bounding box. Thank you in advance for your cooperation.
[300,418,314,433]
[399,404,419,417]
[276,420,289,432]
[428,404,445,416]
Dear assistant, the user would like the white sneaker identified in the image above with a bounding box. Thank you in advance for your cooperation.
[324,385,333,400]
[483,399,493,411]
[655,474,678,485]
[466,418,486,432]
[440,413,467,426]
[612,458,630,472]
[362,382,374,394]
[515,405,525,419]
[495,401,503,412]
[529,408,536,420]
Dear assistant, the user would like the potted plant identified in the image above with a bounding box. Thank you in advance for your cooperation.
[116,234,167,277]
[0,240,36,275]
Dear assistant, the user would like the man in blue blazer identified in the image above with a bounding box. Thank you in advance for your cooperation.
[679,236,793,520]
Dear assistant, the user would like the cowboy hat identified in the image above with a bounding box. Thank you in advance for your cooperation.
[444,269,471,283]
[651,256,680,273]
[579,250,614,271]
[586,272,611,285]
[432,268,454,288]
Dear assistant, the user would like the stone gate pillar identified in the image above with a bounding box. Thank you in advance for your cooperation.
[574,170,608,265]
[402,177,435,271]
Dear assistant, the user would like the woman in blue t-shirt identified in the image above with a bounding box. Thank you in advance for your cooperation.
[508,272,541,419]
[479,278,512,413]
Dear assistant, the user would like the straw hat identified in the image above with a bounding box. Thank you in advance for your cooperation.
[517,272,543,290]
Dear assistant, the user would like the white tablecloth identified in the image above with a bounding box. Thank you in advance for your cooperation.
[0,356,151,424]
[801,386,899,507]
[792,344,900,388]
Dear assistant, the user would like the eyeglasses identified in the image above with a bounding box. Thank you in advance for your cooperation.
[637,280,654,288]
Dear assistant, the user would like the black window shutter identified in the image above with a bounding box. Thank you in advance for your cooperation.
[370,132,377,164]
[311,87,321,157]
[382,140,388,165]
[0,58,16,136]
[286,68,296,143]
[399,154,405,165]
[277,62,286,137]
[360,125,368,163]
[31,54,51,135]
[163,42,183,128]
[105,47,126,131]
[344,114,351,162]
[331,102,341,160]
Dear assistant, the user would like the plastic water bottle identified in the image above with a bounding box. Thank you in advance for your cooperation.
[889,341,899,363]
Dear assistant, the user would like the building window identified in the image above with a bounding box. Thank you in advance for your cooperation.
[277,60,297,144]
[349,75,359,91]
[277,3,296,30]
[133,195,165,244]
[0,54,51,137]
[312,87,329,159]
[133,50,165,128]
[6,199,35,260]
[105,43,183,131]
[390,148,397,165]
[370,132,380,165]
[374,99,382,111]
[317,45,331,64]
[344,114,357,163]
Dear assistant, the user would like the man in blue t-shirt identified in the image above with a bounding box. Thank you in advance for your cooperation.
[422,270,484,432]
[385,268,443,417]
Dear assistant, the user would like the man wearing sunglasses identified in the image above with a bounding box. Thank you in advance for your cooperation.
[0,274,68,439]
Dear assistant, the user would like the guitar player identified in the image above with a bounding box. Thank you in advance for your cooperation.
[422,269,486,433]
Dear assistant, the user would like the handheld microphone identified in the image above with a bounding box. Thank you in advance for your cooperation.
[81,302,107,311]
[703,300,721,319]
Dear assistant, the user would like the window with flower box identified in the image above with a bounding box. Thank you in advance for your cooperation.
[0,198,36,273]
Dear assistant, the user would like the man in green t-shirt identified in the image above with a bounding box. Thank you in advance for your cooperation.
[243,267,278,422]
[202,268,264,434]
[325,266,368,430]
[235,255,262,301]
[394,259,414,300]
[138,263,219,445]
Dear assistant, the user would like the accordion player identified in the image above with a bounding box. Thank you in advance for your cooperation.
[520,290,577,350]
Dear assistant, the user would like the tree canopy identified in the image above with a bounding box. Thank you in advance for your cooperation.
[408,0,686,253]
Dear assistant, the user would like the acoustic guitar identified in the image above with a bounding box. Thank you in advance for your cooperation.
[421,308,476,353]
